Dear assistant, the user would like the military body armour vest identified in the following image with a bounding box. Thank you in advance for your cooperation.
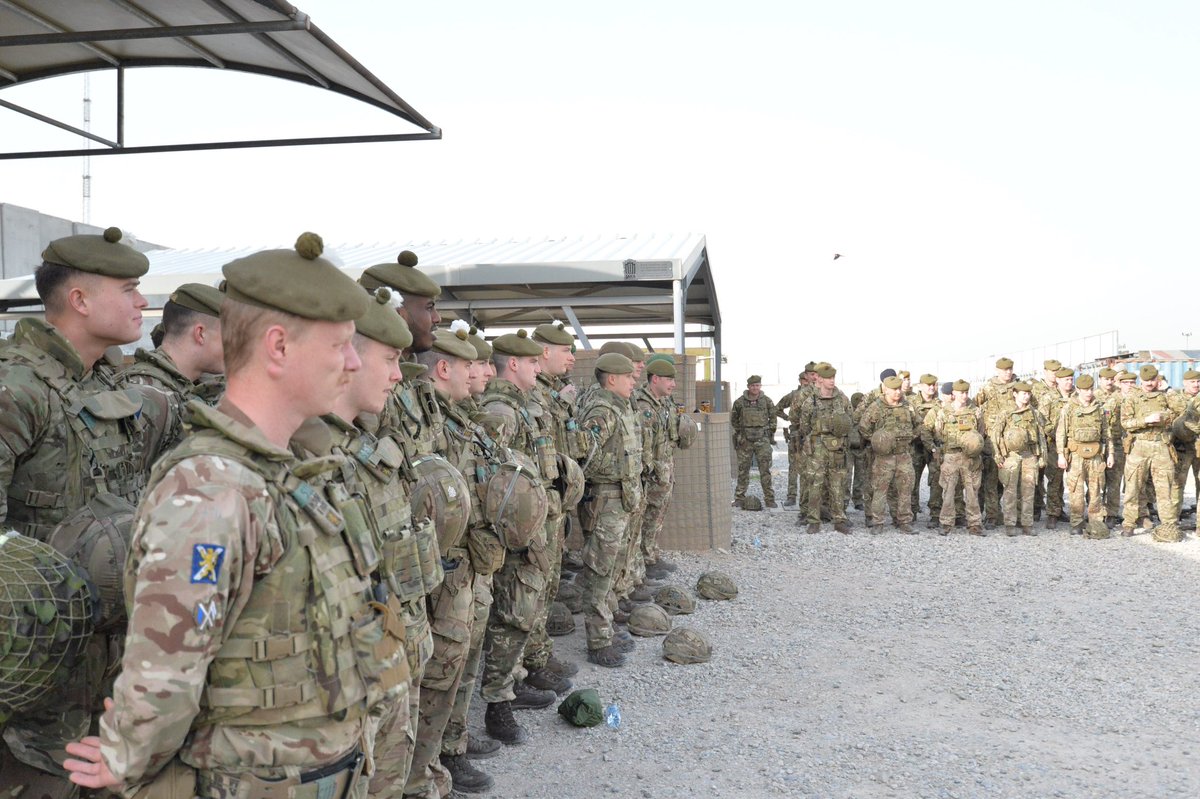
[939,407,979,450]
[580,389,643,508]
[1064,401,1103,444]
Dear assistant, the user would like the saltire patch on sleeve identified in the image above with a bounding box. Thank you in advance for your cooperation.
[195,599,221,631]
[191,544,226,584]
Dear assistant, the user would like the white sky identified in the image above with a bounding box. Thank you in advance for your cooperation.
[1,1,1197,393]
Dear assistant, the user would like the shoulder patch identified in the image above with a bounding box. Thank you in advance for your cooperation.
[195,598,221,631]
[191,543,226,584]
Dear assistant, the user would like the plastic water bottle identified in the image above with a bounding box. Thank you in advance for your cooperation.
[753,534,762,552]
[604,703,621,729]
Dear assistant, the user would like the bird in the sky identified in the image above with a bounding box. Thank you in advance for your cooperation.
[833,253,843,260]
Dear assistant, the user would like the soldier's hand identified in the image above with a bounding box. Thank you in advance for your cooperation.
[559,383,577,401]
[64,700,121,789]
[1146,411,1165,425]
[1057,455,1067,470]
[1107,453,1115,468]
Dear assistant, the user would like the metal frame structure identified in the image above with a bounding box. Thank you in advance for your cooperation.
[0,0,439,159]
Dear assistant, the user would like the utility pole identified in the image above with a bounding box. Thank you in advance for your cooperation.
[81,74,91,224]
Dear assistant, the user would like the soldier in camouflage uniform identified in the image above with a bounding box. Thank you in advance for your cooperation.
[792,363,853,534]
[65,235,389,799]
[858,375,920,532]
[910,374,942,526]
[975,357,1018,527]
[636,356,685,579]
[1036,366,1076,528]
[0,227,175,798]
[776,363,816,507]
[992,382,1046,536]
[925,380,986,535]
[1120,365,1188,541]
[116,282,227,434]
[1171,370,1200,525]
[731,376,777,507]
[522,322,586,695]
[1056,374,1114,536]
[576,353,642,668]
[478,331,558,744]
[1095,367,1118,405]
[849,392,868,510]
[1030,359,1063,520]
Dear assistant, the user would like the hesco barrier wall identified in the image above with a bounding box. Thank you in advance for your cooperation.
[659,412,732,551]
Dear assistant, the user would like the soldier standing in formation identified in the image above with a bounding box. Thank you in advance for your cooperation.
[975,357,1017,528]
[776,363,816,507]
[924,380,986,535]
[910,374,943,526]
[635,355,687,580]
[992,381,1046,536]
[858,375,920,532]
[731,375,777,508]
[1056,374,1113,538]
[1172,370,1200,525]
[792,363,853,534]
[1119,366,1188,541]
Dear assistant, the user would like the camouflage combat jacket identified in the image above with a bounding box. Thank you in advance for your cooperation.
[976,377,1017,430]
[1121,389,1187,444]
[909,394,942,453]
[101,399,389,790]
[1038,390,1074,447]
[437,389,508,573]
[794,390,853,452]
[992,406,1047,460]
[858,398,920,448]
[579,387,643,509]
[375,363,445,461]
[1055,396,1112,458]
[731,392,776,442]
[533,372,589,461]
[634,385,676,482]
[925,404,984,452]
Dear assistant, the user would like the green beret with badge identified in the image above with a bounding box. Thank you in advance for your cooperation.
[431,327,478,360]
[952,379,970,392]
[532,321,574,346]
[1098,367,1117,378]
[747,375,762,385]
[1054,367,1075,379]
[920,374,937,386]
[596,352,634,375]
[1139,365,1159,381]
[169,282,224,318]
[222,232,368,322]
[1116,371,1136,382]
[1075,374,1095,389]
[996,357,1014,369]
[359,250,441,298]
[42,226,149,278]
[354,287,413,349]
[492,328,544,357]
[882,376,903,390]
[815,363,836,379]
[645,355,676,377]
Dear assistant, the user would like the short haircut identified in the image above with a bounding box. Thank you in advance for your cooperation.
[220,297,310,376]
[34,261,79,314]
[594,368,620,388]
[492,352,515,377]
[160,299,203,342]
[415,348,466,372]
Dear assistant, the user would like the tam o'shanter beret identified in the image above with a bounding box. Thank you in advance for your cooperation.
[1116,371,1137,382]
[1075,374,1095,389]
[359,250,441,298]
[354,287,413,350]
[1054,367,1075,378]
[42,226,149,278]
[1012,381,1032,392]
[645,355,676,377]
[747,375,762,385]
[466,324,492,360]
[492,328,545,357]
[882,376,903,390]
[222,232,368,322]
[431,327,478,360]
[1183,369,1200,381]
[804,361,817,373]
[919,374,937,386]
[169,282,224,318]
[1044,359,1062,371]
[596,352,634,375]
[898,370,911,379]
[996,357,1014,369]
[1098,367,1117,378]
[815,363,836,379]
[1139,365,1159,381]
[952,380,970,392]
[532,321,573,346]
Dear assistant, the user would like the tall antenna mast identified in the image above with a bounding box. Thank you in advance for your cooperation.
[81,74,91,224]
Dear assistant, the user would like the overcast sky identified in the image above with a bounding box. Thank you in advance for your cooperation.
[1,1,1197,392]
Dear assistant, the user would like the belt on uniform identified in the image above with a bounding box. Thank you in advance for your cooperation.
[302,747,363,784]
[197,747,364,799]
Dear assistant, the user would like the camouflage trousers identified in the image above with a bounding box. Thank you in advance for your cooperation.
[786,431,802,501]
[850,446,867,506]
[406,554,478,799]
[639,475,674,566]
[524,506,566,672]
[1122,439,1179,532]
[1065,453,1106,529]
[612,497,645,602]
[939,452,982,529]
[1174,446,1199,520]
[577,488,631,650]
[1043,445,1066,520]
[981,453,1002,524]
[803,442,848,524]
[912,445,942,517]
[480,547,545,704]
[369,599,430,798]
[1105,447,1126,519]
[734,437,775,502]
[442,573,494,758]
[867,452,914,527]
[1000,453,1039,528]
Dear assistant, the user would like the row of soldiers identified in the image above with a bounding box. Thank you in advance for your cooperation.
[732,358,1200,541]
[0,227,694,799]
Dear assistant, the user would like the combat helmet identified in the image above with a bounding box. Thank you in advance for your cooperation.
[481,449,549,550]
[627,603,672,637]
[1002,426,1029,452]
[47,493,136,633]
[696,571,738,600]
[870,429,897,455]
[741,495,763,511]
[0,532,96,723]
[960,430,985,457]
[677,413,698,449]
[653,584,697,615]
[556,579,584,614]
[546,601,575,636]
[662,626,712,664]
[410,454,471,553]
[556,454,585,508]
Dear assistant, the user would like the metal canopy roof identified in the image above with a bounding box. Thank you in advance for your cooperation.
[0,0,439,159]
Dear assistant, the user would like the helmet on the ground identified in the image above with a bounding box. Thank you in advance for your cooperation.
[696,571,738,600]
[546,601,575,636]
[677,413,698,449]
[741,495,763,511]
[870,429,897,455]
[654,584,697,615]
[0,532,96,723]
[662,626,712,664]
[481,450,548,550]
[410,454,471,553]
[960,431,985,457]
[47,493,136,633]
[628,603,672,637]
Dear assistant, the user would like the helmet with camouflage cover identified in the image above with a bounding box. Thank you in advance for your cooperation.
[662,626,712,664]
[1003,426,1029,452]
[410,454,471,553]
[627,603,672,637]
[1086,518,1111,540]
[960,430,985,457]
[829,413,853,437]
[556,454,585,508]
[1172,415,1197,445]
[0,532,96,723]
[47,493,136,633]
[677,412,698,449]
[654,584,697,615]
[482,449,549,550]
[556,578,584,614]
[741,495,763,511]
[870,429,897,455]
[696,571,738,600]
[546,601,575,636]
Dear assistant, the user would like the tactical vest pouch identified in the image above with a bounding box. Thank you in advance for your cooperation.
[351,597,409,708]
[466,526,506,575]
[1076,441,1102,459]
[957,419,976,431]
[326,485,380,579]
[1074,425,1101,443]
[415,519,444,594]
[565,420,590,460]
[381,530,425,602]
[821,433,843,451]
[620,478,643,512]
[741,427,763,442]
[533,435,560,481]
[131,757,196,799]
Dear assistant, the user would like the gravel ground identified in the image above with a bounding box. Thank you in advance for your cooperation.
[476,447,1200,799]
